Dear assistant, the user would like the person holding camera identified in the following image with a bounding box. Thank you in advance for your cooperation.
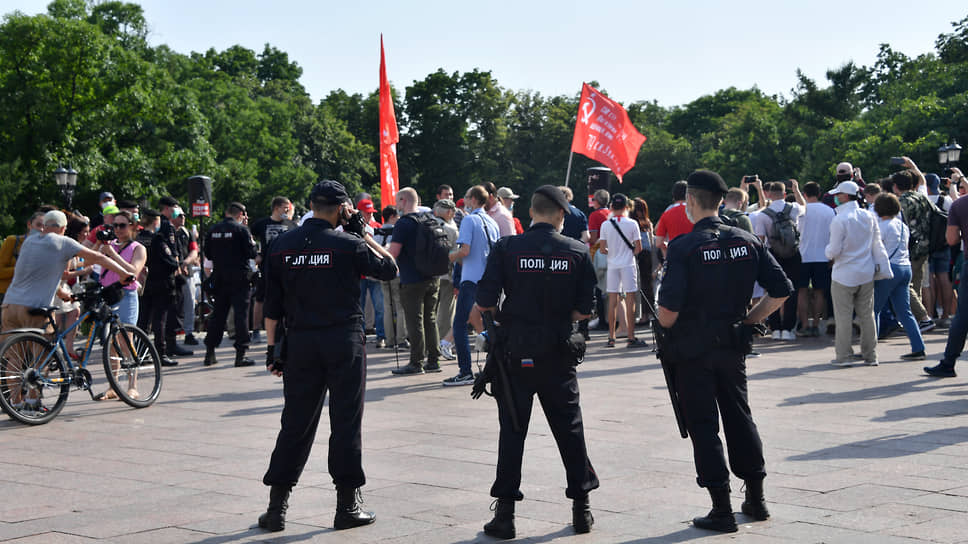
[258,180,397,532]
[474,185,598,539]
[656,171,792,533]
[203,202,258,367]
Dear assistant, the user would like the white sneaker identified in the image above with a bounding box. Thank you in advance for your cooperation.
[781,330,796,341]
[439,341,456,360]
[588,318,600,329]
[771,330,782,340]
[830,359,854,367]
[866,359,879,366]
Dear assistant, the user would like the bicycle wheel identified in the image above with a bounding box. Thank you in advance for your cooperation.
[102,323,162,408]
[0,333,69,425]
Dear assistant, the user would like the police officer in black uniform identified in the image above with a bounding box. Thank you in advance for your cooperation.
[656,170,792,533]
[257,180,397,533]
[203,202,257,367]
[475,185,599,539]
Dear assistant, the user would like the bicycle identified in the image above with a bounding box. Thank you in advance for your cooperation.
[0,280,163,425]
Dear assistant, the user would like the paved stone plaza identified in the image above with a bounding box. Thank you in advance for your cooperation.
[1,325,968,543]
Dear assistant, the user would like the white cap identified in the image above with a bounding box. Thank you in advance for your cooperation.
[496,187,520,200]
[828,180,859,196]
[43,210,68,228]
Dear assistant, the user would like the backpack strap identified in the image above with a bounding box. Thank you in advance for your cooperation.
[609,218,636,251]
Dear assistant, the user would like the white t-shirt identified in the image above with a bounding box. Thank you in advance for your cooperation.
[600,215,641,268]
[798,201,836,263]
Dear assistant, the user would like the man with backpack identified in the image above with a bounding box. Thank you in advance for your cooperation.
[388,187,451,375]
[444,185,499,386]
[892,159,939,332]
[754,181,805,340]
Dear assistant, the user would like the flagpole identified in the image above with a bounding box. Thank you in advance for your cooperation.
[564,151,574,187]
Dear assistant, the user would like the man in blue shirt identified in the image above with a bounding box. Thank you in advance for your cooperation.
[558,186,588,242]
[444,185,499,386]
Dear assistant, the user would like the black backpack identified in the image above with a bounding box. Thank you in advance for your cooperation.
[927,204,949,254]
[407,212,452,278]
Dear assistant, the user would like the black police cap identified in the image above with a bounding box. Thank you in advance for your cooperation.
[533,185,570,212]
[310,180,349,205]
[686,170,729,194]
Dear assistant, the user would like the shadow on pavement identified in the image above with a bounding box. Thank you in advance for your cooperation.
[788,426,968,460]
[617,526,711,542]
[779,378,959,405]
[873,400,968,421]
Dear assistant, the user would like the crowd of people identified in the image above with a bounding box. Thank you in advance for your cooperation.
[2,158,966,385]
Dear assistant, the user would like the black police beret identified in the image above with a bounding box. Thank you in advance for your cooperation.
[686,170,729,194]
[310,180,349,205]
[533,185,570,212]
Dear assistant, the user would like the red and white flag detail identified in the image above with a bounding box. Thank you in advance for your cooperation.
[570,83,646,182]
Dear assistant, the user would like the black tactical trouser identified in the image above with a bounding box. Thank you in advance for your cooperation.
[675,347,766,488]
[204,274,250,352]
[263,327,367,489]
[491,357,599,500]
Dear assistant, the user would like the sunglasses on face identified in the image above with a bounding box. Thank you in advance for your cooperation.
[114,223,130,228]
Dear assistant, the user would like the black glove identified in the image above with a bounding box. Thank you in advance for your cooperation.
[266,344,285,373]
[344,211,366,238]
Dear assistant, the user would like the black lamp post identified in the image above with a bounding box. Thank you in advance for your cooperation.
[939,140,962,170]
[53,165,78,209]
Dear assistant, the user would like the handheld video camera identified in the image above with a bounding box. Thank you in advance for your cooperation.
[96,226,117,242]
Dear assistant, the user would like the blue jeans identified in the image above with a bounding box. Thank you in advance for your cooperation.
[874,263,924,353]
[943,261,968,367]
[453,281,478,375]
[360,279,385,339]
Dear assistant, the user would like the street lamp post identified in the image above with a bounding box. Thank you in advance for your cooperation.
[939,140,962,169]
[53,165,78,210]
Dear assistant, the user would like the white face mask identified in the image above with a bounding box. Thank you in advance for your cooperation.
[684,197,696,224]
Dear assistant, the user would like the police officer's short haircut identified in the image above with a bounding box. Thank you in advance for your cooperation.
[436,184,452,196]
[803,181,821,198]
[593,189,609,208]
[396,187,419,206]
[687,187,723,211]
[873,192,901,218]
[382,206,398,221]
[159,196,178,209]
[863,183,882,198]
[466,185,488,207]
[724,187,746,205]
[672,180,688,201]
[270,196,290,211]
[531,192,560,216]
[226,202,247,216]
[892,170,916,191]
[139,208,160,227]
[558,186,574,202]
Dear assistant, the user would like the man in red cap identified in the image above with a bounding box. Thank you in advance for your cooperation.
[357,199,381,231]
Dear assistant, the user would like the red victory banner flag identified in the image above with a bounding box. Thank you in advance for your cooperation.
[379,34,399,207]
[570,83,646,182]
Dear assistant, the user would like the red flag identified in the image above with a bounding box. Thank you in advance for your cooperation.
[570,83,646,182]
[379,35,399,207]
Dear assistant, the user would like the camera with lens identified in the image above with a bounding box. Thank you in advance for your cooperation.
[96,226,116,242]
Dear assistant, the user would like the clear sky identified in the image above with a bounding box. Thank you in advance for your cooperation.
[9,0,967,107]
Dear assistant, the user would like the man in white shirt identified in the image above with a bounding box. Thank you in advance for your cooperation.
[599,194,647,348]
[825,181,882,366]
[753,181,805,340]
[796,182,836,337]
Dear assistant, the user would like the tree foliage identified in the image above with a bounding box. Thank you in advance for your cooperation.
[0,3,965,231]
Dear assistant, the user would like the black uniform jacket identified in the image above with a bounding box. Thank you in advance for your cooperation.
[204,217,257,276]
[477,223,596,329]
[264,218,397,330]
[659,216,793,325]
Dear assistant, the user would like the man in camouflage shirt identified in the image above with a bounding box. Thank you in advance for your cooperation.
[892,158,937,330]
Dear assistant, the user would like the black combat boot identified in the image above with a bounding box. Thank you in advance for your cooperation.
[334,487,375,530]
[234,349,255,367]
[572,495,594,534]
[257,485,291,532]
[741,479,770,521]
[203,347,217,366]
[483,498,515,539]
[692,486,737,533]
